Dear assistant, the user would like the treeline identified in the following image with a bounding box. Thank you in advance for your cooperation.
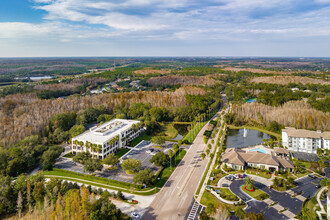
[0,135,63,176]
[233,101,330,131]
[0,88,219,145]
[0,175,128,219]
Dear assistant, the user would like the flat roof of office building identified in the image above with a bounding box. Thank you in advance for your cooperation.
[72,119,140,144]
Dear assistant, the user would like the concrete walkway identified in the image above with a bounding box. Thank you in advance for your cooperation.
[196,111,226,203]
[316,187,327,220]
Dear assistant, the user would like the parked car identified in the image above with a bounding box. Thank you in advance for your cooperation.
[222,184,229,187]
[315,184,321,189]
[308,174,317,179]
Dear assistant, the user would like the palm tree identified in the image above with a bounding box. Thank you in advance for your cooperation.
[168,150,174,171]
[234,207,246,220]
[96,144,102,159]
[85,141,91,153]
[244,177,255,190]
[91,144,96,159]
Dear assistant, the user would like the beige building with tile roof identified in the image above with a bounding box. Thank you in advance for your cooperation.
[282,127,330,154]
[222,146,294,172]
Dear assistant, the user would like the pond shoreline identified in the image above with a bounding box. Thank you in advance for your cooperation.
[227,125,281,139]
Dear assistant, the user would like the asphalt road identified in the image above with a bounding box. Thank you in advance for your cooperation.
[142,99,226,220]
[230,176,323,219]
[230,180,287,220]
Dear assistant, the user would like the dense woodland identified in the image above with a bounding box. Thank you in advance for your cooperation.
[0,174,128,219]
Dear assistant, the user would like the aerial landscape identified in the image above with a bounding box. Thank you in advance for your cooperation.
[0,1,330,220]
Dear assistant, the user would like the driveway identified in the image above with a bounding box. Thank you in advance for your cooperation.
[230,180,287,220]
[292,176,322,199]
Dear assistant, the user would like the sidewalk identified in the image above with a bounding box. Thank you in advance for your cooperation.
[195,110,226,203]
[316,187,327,220]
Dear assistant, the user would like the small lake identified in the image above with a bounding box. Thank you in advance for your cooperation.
[15,76,53,81]
[226,128,276,149]
[173,123,190,140]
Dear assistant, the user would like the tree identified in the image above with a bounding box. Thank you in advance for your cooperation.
[173,144,179,153]
[83,159,103,173]
[103,154,119,167]
[150,152,169,167]
[234,206,246,219]
[73,152,91,164]
[133,168,155,186]
[17,191,23,219]
[244,177,255,190]
[69,125,85,138]
[168,150,174,171]
[121,159,141,174]
[201,152,206,160]
[41,146,63,170]
[206,149,210,155]
[151,136,165,146]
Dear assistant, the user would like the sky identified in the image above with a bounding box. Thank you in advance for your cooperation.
[0,0,330,57]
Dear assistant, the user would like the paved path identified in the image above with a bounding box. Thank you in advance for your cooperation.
[142,96,227,220]
[196,116,226,203]
[316,187,327,220]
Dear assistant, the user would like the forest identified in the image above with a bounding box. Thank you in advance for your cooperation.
[0,174,129,219]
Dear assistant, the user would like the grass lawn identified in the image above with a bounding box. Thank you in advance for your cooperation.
[299,196,319,219]
[241,184,269,201]
[155,150,187,187]
[217,188,239,201]
[246,168,272,179]
[200,191,245,214]
[183,121,207,144]
[161,123,178,139]
[130,134,151,147]
[115,148,130,158]
[228,125,281,139]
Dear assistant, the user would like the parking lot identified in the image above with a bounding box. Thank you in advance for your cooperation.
[121,140,174,173]
[292,175,322,198]
[55,140,177,184]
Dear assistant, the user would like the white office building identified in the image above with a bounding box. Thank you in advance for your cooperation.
[72,119,143,159]
[282,127,330,154]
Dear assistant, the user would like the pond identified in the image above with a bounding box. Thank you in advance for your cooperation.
[173,123,190,140]
[226,128,276,149]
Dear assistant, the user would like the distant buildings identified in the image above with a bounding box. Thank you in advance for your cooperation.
[282,127,330,154]
[222,145,294,172]
[72,119,143,159]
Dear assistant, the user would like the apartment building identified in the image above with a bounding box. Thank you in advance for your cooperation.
[282,127,330,154]
[72,119,143,159]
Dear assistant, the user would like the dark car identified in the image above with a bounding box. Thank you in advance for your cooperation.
[308,174,317,179]
[315,184,321,189]
[222,184,229,187]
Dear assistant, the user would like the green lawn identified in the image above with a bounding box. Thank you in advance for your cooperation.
[130,134,151,147]
[161,123,178,139]
[241,185,269,201]
[115,148,130,158]
[246,168,272,179]
[183,121,207,144]
[299,195,319,219]
[217,188,239,201]
[200,191,245,214]
[200,190,221,207]
[155,150,187,187]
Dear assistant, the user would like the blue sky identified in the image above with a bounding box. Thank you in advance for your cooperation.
[0,0,330,57]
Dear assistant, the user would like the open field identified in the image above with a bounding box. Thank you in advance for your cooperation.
[147,75,216,86]
[250,76,329,85]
